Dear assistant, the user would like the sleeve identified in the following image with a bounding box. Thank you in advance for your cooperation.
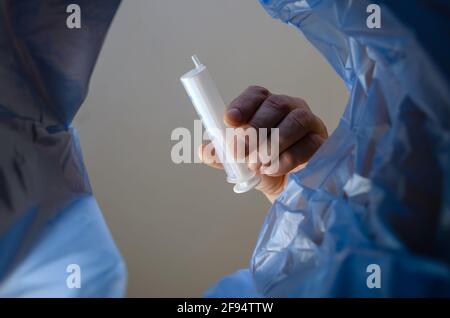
[0,0,126,297]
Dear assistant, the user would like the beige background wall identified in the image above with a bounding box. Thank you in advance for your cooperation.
[73,0,348,297]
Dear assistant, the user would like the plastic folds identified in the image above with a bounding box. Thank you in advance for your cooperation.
[0,0,126,297]
[207,0,450,297]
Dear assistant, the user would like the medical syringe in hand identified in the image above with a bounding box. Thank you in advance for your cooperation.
[180,55,261,193]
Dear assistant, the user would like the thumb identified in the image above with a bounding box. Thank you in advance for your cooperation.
[198,143,223,170]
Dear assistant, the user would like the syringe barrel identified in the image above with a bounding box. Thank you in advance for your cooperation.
[180,56,260,193]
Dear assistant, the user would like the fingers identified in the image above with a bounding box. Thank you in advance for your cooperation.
[225,86,271,127]
[249,95,299,130]
[226,86,326,136]
[276,107,322,154]
[208,86,328,199]
[198,142,287,200]
[200,133,325,178]
[261,133,325,177]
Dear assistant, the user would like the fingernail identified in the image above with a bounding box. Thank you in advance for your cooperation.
[226,108,242,123]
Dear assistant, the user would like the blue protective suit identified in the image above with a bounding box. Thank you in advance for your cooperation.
[207,0,450,297]
[1,0,450,298]
[0,0,126,297]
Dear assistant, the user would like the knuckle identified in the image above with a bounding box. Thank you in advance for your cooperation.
[250,116,266,129]
[295,97,308,108]
[229,97,252,113]
[306,134,323,151]
[264,94,291,113]
[246,85,270,97]
[289,108,315,130]
[230,86,269,110]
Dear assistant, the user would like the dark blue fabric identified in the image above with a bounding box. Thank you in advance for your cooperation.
[381,0,450,83]
[0,0,126,297]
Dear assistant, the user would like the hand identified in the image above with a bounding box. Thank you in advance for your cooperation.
[199,86,328,202]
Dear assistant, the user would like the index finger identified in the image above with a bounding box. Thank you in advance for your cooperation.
[224,86,271,127]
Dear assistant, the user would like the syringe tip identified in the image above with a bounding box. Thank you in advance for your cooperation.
[192,55,202,69]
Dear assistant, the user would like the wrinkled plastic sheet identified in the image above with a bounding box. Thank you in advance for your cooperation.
[207,0,450,297]
[0,0,126,297]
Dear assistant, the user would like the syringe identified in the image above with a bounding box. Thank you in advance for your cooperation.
[180,55,261,193]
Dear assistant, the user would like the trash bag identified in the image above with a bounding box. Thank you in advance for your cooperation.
[0,0,126,297]
[207,0,450,297]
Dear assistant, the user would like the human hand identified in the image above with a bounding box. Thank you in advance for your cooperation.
[199,86,328,202]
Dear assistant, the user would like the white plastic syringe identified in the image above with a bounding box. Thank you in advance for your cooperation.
[180,55,261,193]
